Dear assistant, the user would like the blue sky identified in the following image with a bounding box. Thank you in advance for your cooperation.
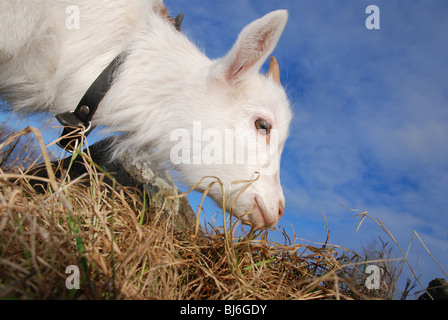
[1,0,447,298]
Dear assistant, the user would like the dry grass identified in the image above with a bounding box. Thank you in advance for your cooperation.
[0,126,412,300]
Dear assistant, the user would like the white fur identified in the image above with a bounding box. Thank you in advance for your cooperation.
[0,0,292,228]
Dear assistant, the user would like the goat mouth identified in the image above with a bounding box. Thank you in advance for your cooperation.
[254,196,273,227]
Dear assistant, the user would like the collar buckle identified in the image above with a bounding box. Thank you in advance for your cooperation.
[56,111,93,152]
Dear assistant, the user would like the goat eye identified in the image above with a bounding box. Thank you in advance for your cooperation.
[255,118,272,135]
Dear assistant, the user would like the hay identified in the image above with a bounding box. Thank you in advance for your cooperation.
[0,126,397,300]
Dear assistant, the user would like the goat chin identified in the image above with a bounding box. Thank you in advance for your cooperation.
[0,0,292,228]
[181,170,286,229]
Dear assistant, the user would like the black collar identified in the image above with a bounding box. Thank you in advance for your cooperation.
[56,51,127,151]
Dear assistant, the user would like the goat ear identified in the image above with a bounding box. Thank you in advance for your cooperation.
[218,10,288,83]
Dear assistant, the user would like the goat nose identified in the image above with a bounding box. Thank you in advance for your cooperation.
[279,202,285,218]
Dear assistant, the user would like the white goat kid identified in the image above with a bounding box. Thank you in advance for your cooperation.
[0,0,292,228]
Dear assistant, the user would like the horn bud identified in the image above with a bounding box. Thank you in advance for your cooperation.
[157,4,184,32]
[267,56,281,85]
